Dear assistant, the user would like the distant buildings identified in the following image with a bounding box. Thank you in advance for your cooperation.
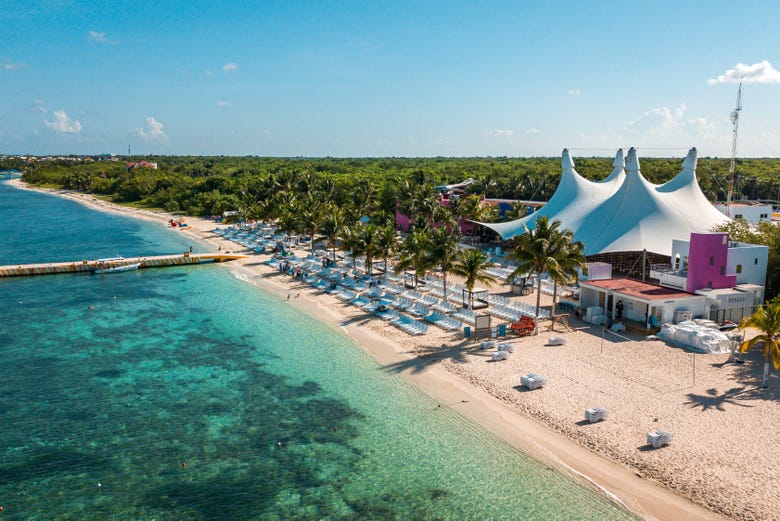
[126,161,158,170]
[1,154,123,163]
[713,202,773,224]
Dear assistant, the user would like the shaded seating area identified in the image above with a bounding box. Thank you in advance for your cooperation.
[462,287,489,310]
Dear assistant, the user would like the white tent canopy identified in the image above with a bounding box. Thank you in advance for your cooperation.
[480,147,730,256]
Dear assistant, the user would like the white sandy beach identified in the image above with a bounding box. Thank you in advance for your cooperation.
[10,179,780,521]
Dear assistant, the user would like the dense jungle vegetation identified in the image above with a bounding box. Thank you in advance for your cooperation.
[7,155,780,218]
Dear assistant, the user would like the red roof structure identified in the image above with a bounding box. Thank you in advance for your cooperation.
[579,277,694,301]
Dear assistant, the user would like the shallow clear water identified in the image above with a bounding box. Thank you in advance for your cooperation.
[0,181,638,520]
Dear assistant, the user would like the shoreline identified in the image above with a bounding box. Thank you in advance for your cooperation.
[9,179,777,521]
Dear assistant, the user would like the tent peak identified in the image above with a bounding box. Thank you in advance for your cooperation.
[613,148,625,168]
[626,147,640,175]
[562,148,574,170]
[682,147,698,170]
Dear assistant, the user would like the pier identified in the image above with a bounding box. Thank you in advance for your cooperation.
[0,252,247,278]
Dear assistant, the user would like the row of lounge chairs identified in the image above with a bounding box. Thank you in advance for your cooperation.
[452,308,476,325]
[283,255,460,336]
[424,312,462,331]
[390,315,429,335]
[218,228,560,337]
[214,226,286,253]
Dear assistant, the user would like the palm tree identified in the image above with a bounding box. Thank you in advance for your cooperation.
[397,179,422,229]
[503,201,530,221]
[455,194,498,239]
[739,299,780,388]
[237,189,258,230]
[273,169,301,194]
[547,233,586,318]
[398,180,438,230]
[414,190,442,229]
[426,226,460,302]
[341,225,363,272]
[351,179,376,219]
[354,224,381,276]
[375,224,399,280]
[451,248,498,309]
[298,196,323,256]
[447,196,467,237]
[320,204,346,262]
[458,194,489,222]
[318,178,338,205]
[371,208,396,228]
[395,228,431,288]
[274,192,299,238]
[504,216,578,335]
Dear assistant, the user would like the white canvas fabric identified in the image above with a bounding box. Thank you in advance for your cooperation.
[480,147,730,256]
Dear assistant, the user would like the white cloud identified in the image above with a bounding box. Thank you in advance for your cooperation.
[487,129,514,137]
[133,116,169,141]
[524,128,541,135]
[44,110,81,133]
[204,69,214,77]
[31,99,47,113]
[622,103,717,145]
[624,103,687,133]
[222,62,238,74]
[707,60,780,84]
[568,88,582,96]
[216,100,232,107]
[89,30,118,45]
[2,60,28,70]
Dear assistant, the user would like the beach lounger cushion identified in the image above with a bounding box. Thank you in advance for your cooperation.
[647,430,674,448]
[491,351,510,361]
[521,373,547,390]
[585,407,609,423]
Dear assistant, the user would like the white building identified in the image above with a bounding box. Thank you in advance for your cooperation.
[713,203,773,224]
[578,277,706,328]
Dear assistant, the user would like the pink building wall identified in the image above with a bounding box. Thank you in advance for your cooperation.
[395,210,412,231]
[685,232,737,292]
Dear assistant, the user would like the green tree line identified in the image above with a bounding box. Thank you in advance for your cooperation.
[8,155,780,218]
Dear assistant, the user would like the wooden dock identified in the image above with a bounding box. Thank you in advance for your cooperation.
[0,253,247,278]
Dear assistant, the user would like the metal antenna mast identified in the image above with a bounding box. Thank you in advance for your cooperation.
[726,81,742,209]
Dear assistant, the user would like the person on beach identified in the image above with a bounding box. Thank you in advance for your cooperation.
[616,299,624,320]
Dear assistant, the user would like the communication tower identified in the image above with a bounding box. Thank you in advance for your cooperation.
[726,81,742,209]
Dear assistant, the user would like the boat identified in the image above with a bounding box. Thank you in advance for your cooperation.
[92,262,140,274]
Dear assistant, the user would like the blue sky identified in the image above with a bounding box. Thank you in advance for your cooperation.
[2,0,779,157]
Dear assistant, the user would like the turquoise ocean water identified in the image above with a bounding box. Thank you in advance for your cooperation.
[0,180,639,520]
